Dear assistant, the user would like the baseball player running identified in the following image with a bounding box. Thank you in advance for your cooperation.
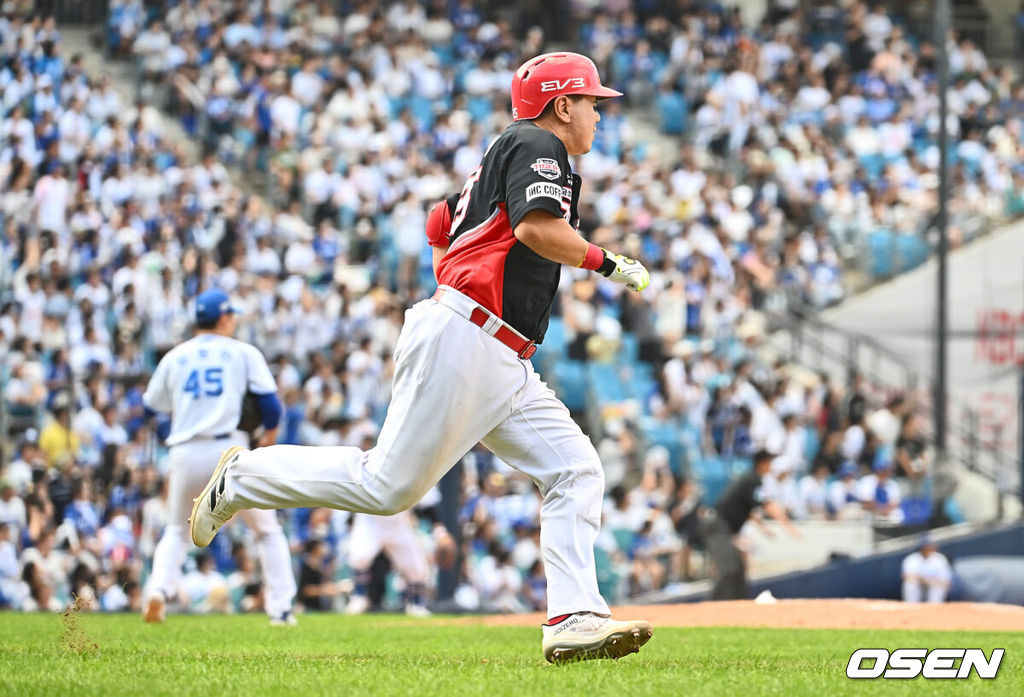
[191,53,653,662]
[345,510,431,617]
[142,289,297,625]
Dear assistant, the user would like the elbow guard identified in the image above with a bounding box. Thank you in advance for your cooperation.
[426,194,459,248]
[255,392,283,430]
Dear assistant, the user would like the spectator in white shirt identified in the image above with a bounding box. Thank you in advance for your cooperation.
[133,19,171,77]
[33,163,71,235]
[901,535,952,603]
[0,523,28,609]
[827,460,863,519]
[841,412,867,462]
[0,481,26,542]
[291,57,324,107]
[862,4,893,52]
[270,87,301,140]
[857,460,903,523]
[796,462,831,520]
[247,235,282,277]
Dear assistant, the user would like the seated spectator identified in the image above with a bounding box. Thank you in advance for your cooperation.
[0,480,27,541]
[20,529,70,608]
[299,539,337,612]
[38,397,78,469]
[895,413,929,481]
[476,543,524,614]
[827,460,863,520]
[796,462,831,520]
[857,459,903,524]
[182,554,229,614]
[524,559,546,612]
[63,479,101,539]
[0,523,28,609]
[901,535,952,603]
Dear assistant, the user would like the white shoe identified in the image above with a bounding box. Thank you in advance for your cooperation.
[541,612,653,664]
[270,610,297,626]
[143,592,166,624]
[189,446,246,547]
[405,603,431,618]
[345,595,369,615]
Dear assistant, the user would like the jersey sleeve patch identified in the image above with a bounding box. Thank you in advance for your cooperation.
[525,182,568,203]
[530,158,561,180]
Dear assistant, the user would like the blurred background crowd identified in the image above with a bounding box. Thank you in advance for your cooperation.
[0,0,1014,614]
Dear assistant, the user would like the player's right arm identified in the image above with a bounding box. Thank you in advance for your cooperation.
[503,131,649,291]
[762,500,802,539]
[513,210,590,266]
[513,211,650,291]
[243,344,283,448]
[142,353,173,414]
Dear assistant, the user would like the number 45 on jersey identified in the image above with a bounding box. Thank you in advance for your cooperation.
[184,367,223,398]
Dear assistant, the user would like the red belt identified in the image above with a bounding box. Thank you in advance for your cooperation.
[432,288,537,359]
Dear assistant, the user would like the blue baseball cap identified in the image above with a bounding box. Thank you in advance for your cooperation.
[195,289,238,324]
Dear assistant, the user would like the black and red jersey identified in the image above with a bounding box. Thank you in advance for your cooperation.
[433,120,581,343]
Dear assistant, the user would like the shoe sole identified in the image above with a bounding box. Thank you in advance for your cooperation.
[545,624,653,664]
[189,445,245,547]
[143,596,164,624]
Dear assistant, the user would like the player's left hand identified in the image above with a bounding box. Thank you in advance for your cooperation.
[599,249,650,292]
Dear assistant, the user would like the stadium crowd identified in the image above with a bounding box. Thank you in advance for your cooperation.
[0,0,1002,613]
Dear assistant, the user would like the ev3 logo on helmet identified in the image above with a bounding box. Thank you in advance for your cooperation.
[540,78,587,92]
[530,158,561,180]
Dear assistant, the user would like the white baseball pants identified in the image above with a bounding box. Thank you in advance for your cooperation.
[144,434,297,617]
[223,288,609,618]
[348,512,429,583]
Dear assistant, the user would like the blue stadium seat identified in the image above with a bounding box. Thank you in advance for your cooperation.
[804,426,821,463]
[867,229,895,277]
[656,90,687,135]
[619,333,639,364]
[943,496,967,524]
[896,233,928,272]
[408,96,436,131]
[594,545,622,602]
[900,497,933,526]
[858,153,886,180]
[467,95,492,123]
[588,363,626,403]
[610,527,635,554]
[552,360,587,412]
[694,457,730,505]
[640,419,684,474]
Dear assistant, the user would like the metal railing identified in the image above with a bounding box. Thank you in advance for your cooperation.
[767,296,1018,496]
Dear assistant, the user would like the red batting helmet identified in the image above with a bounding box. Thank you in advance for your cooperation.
[510,52,622,121]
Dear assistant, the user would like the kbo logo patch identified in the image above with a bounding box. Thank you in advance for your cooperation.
[530,158,561,180]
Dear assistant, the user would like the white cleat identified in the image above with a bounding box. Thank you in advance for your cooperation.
[345,595,369,615]
[189,445,246,547]
[143,592,166,624]
[541,613,653,664]
[269,610,298,627]
[405,604,432,618]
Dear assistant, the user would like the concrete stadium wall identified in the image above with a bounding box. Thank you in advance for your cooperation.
[748,522,1024,601]
[657,522,1024,603]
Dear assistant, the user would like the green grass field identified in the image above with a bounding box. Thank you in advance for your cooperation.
[0,612,1018,697]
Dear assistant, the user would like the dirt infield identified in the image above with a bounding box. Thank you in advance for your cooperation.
[473,600,1024,632]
